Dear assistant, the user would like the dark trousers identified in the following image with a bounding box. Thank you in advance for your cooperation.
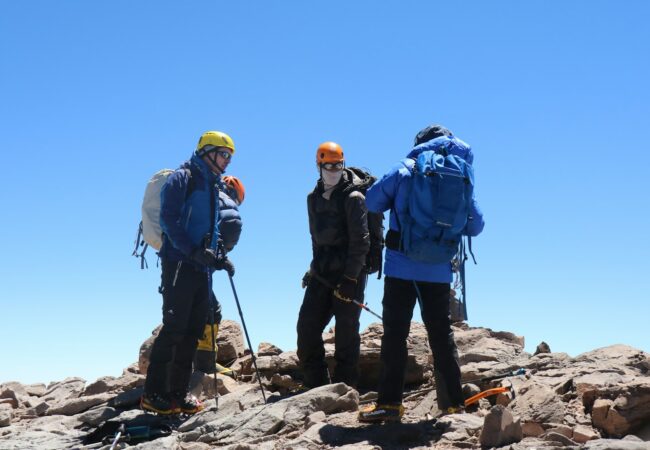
[296,273,366,388]
[377,277,463,409]
[145,260,210,396]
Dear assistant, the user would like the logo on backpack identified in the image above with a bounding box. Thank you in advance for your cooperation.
[399,136,474,264]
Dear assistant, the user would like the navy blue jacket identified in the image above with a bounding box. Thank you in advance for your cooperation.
[158,154,221,270]
[365,141,485,283]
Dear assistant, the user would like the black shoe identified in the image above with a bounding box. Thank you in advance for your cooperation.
[171,391,204,414]
[141,393,180,415]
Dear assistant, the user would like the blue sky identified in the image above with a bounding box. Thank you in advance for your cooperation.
[1,1,648,385]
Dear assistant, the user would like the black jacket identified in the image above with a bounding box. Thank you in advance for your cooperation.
[307,168,372,281]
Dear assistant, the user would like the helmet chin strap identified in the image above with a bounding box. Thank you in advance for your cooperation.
[206,152,226,175]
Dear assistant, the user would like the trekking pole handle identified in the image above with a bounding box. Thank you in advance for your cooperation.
[311,272,383,320]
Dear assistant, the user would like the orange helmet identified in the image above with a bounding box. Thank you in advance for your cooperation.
[316,142,344,165]
[223,176,245,205]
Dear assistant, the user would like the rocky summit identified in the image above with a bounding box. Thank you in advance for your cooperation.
[1,320,650,449]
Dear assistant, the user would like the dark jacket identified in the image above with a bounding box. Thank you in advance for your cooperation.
[307,168,372,281]
[218,189,242,253]
[158,154,221,269]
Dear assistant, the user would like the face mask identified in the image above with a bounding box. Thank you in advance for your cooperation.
[321,169,343,187]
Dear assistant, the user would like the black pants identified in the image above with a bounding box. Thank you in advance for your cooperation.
[377,277,463,409]
[296,272,366,388]
[144,260,210,396]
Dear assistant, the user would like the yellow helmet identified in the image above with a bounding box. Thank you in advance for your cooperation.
[196,131,235,155]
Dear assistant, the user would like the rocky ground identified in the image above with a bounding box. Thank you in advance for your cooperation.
[1,320,650,449]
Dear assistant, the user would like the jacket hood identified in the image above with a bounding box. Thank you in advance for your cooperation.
[406,135,474,165]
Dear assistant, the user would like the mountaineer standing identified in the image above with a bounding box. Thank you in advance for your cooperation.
[141,131,236,415]
[359,125,485,422]
[296,142,378,390]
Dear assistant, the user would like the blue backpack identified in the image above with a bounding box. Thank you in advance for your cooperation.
[399,136,474,264]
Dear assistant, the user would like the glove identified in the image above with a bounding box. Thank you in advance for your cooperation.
[301,271,311,289]
[214,256,235,277]
[189,247,219,267]
[334,276,357,303]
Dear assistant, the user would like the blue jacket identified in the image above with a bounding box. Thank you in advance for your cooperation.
[365,143,485,283]
[158,154,221,270]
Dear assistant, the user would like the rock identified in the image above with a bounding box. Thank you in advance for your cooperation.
[216,320,246,363]
[78,405,120,426]
[534,341,551,355]
[479,404,523,448]
[271,373,300,389]
[305,410,326,428]
[26,400,49,417]
[24,384,46,397]
[41,377,86,404]
[521,421,545,437]
[0,430,82,449]
[109,386,143,409]
[47,393,113,416]
[573,424,601,443]
[195,383,357,445]
[83,373,143,396]
[0,408,11,427]
[588,382,650,437]
[583,438,650,449]
[543,430,578,446]
[133,435,179,449]
[510,380,566,423]
[258,342,282,356]
[545,423,573,437]
[2,322,649,450]
[0,382,30,408]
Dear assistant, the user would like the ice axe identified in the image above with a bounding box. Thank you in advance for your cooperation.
[311,272,383,320]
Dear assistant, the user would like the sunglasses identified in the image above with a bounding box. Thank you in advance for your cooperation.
[321,162,344,170]
[216,150,232,160]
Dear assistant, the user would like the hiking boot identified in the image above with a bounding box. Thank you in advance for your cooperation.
[171,391,204,414]
[141,393,180,415]
[358,403,404,423]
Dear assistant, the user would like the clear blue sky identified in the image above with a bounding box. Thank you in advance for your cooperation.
[1,1,649,385]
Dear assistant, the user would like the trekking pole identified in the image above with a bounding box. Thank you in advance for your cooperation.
[311,272,383,320]
[227,274,267,402]
[109,424,125,450]
[207,271,219,410]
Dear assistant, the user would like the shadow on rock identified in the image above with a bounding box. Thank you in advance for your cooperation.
[318,420,446,449]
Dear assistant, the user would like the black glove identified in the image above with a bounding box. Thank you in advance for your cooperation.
[214,256,235,277]
[301,271,311,289]
[189,247,219,267]
[334,276,357,303]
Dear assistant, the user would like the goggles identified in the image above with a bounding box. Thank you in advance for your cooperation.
[320,162,344,171]
[215,150,232,160]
